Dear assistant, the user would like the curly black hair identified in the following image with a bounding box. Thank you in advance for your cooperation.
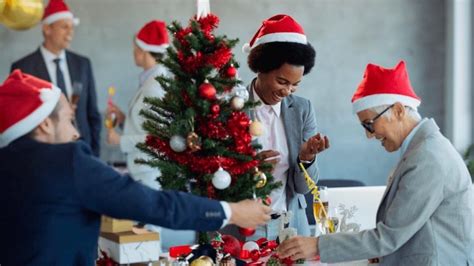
[247,42,316,75]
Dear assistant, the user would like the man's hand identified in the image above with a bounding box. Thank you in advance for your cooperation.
[299,133,330,162]
[107,128,121,146]
[257,150,280,173]
[277,236,319,261]
[228,199,271,228]
[106,102,125,126]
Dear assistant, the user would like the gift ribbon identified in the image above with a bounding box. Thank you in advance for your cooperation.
[299,163,334,232]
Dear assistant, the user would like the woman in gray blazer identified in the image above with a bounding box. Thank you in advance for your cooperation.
[241,14,330,240]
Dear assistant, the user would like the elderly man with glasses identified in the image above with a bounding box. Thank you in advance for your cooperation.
[277,61,474,265]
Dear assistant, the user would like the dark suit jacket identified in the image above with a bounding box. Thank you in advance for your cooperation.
[0,137,226,266]
[11,48,102,156]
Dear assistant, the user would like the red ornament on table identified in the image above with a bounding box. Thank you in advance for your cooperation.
[199,80,216,100]
[238,227,256,237]
[250,249,261,262]
[222,234,242,258]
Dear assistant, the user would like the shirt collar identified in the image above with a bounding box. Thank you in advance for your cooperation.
[40,45,66,62]
[252,82,281,117]
[400,118,427,159]
[139,64,165,87]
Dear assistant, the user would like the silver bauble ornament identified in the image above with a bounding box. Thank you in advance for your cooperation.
[212,167,231,190]
[232,84,249,101]
[169,135,187,152]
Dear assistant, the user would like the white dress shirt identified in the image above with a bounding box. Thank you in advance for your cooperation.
[253,87,290,213]
[40,46,73,98]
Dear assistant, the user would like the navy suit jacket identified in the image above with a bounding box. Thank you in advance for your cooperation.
[0,137,226,266]
[11,48,102,156]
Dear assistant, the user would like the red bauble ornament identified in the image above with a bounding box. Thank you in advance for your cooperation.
[239,227,256,237]
[211,104,220,114]
[260,248,272,257]
[222,235,242,258]
[250,249,261,262]
[199,80,217,100]
[226,65,237,78]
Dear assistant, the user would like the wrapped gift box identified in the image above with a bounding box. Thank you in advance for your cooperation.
[100,216,134,233]
[99,230,160,264]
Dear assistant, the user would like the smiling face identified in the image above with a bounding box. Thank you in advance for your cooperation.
[43,18,75,53]
[357,103,410,152]
[254,63,304,105]
[52,95,80,143]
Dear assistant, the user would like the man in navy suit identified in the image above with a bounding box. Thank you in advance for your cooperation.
[0,70,272,265]
[10,0,101,156]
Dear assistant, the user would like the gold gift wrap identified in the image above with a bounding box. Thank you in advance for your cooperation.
[100,230,160,244]
[100,216,134,233]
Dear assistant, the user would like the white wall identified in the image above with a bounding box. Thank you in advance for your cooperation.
[0,0,447,185]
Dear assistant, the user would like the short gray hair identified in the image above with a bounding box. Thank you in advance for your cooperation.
[368,104,422,122]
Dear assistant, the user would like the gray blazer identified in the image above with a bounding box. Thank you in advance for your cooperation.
[319,119,474,265]
[249,87,319,236]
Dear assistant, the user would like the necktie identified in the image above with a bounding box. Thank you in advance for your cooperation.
[53,58,67,97]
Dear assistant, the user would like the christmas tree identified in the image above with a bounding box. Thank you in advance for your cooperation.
[136,13,281,204]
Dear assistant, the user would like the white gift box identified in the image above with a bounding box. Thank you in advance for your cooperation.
[98,230,160,264]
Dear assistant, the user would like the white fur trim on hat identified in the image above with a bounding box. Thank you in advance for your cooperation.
[43,11,80,25]
[242,43,251,54]
[135,38,169,54]
[0,86,61,148]
[253,32,307,49]
[352,93,421,114]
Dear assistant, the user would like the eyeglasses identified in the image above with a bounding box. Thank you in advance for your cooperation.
[360,104,394,134]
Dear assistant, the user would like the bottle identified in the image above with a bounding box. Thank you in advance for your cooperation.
[105,86,117,128]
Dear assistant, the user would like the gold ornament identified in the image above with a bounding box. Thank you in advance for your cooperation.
[190,256,214,266]
[0,0,6,14]
[249,120,264,136]
[0,0,44,31]
[255,171,267,188]
[186,132,201,152]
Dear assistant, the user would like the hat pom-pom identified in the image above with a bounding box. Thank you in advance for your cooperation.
[242,43,251,54]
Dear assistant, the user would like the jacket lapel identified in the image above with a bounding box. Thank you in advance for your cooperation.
[66,51,82,99]
[281,96,299,172]
[376,119,440,221]
[33,49,51,82]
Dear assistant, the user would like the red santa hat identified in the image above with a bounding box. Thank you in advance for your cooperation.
[42,0,79,25]
[351,60,421,114]
[242,14,307,53]
[0,70,61,148]
[135,20,169,54]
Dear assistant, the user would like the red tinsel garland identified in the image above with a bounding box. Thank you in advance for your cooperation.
[177,50,205,74]
[197,13,219,32]
[175,27,192,48]
[145,136,259,176]
[199,119,229,140]
[205,45,232,69]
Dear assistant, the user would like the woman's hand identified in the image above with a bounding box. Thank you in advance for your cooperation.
[299,133,330,162]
